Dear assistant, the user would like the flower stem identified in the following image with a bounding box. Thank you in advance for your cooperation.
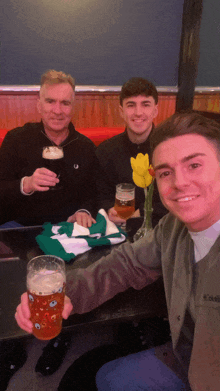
[144,181,154,229]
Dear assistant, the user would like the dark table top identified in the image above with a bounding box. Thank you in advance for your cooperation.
[0,222,167,341]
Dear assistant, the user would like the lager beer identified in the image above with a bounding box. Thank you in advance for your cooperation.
[114,183,135,220]
[114,196,135,220]
[27,256,66,340]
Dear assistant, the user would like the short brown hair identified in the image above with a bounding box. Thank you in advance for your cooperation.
[40,70,75,91]
[120,77,158,105]
[150,112,220,159]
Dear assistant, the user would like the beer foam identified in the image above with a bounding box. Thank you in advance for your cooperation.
[116,194,134,201]
[27,269,65,295]
[42,146,64,160]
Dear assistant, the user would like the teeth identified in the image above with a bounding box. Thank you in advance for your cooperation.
[177,196,197,202]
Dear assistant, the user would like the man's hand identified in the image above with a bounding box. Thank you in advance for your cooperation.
[15,292,73,334]
[67,211,96,228]
[107,207,126,224]
[108,207,140,224]
[23,168,59,193]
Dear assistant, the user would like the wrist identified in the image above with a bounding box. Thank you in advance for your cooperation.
[76,209,91,216]
[21,176,34,195]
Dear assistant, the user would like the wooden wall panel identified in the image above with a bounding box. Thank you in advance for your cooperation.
[0,91,219,130]
[193,93,220,113]
[155,95,176,125]
[0,94,40,129]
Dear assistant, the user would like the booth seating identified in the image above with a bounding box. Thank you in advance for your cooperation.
[0,127,124,148]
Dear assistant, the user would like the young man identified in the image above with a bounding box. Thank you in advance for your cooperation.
[0,69,98,228]
[96,77,167,228]
[16,112,220,390]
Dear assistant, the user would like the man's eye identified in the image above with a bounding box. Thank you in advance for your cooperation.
[63,101,71,106]
[189,163,201,170]
[159,171,170,178]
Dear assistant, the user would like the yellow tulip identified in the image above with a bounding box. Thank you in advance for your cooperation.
[131,153,154,188]
[131,153,149,176]
[132,171,146,188]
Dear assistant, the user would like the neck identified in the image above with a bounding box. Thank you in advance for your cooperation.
[126,125,152,144]
[187,215,220,233]
[44,127,69,146]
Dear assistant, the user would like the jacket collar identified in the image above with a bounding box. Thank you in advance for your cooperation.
[40,121,78,146]
[122,125,154,159]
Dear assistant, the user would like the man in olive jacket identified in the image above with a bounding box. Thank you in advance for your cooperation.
[16,112,220,390]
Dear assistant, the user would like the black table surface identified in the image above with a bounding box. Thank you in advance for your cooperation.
[0,221,167,341]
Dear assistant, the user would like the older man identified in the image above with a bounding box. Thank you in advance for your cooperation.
[16,112,220,390]
[0,70,98,228]
[0,70,100,390]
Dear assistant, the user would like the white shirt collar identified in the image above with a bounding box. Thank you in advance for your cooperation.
[189,220,220,263]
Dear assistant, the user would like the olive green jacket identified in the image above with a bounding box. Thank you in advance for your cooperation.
[67,213,220,390]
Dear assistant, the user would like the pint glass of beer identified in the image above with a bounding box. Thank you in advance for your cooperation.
[114,183,135,221]
[27,255,66,340]
[42,146,64,189]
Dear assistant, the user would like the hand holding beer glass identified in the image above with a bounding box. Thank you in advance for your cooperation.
[42,146,64,190]
[27,255,66,340]
[114,183,135,230]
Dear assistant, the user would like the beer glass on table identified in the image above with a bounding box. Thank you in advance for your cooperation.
[27,255,66,340]
[42,146,64,190]
[114,183,135,231]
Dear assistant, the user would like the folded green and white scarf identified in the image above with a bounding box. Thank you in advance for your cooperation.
[36,209,126,262]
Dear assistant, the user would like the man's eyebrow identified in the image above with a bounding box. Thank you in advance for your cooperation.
[154,153,206,172]
[125,98,152,105]
[61,99,71,103]
[181,153,206,163]
[45,97,54,101]
[154,163,171,172]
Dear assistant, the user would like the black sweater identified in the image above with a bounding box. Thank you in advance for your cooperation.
[0,122,99,225]
[96,130,167,227]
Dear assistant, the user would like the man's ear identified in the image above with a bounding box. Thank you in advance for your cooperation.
[119,104,124,120]
[37,98,41,114]
[153,105,159,119]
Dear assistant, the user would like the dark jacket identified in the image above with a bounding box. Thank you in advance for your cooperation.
[0,122,99,225]
[67,213,220,391]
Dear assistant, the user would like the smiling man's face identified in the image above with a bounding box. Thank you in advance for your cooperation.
[37,82,75,134]
[153,134,220,231]
[119,95,158,142]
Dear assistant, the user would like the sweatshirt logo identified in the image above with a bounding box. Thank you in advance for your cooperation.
[203,294,220,303]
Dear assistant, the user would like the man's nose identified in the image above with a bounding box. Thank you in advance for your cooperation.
[52,102,62,113]
[173,169,190,188]
[134,105,143,116]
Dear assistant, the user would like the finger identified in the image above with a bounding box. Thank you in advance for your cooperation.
[76,214,83,226]
[81,214,89,228]
[21,292,31,318]
[15,293,33,333]
[38,167,58,177]
[15,306,33,334]
[37,177,59,186]
[34,176,59,191]
[35,186,50,192]
[109,209,118,216]
[86,215,94,228]
[67,216,74,223]
[109,214,126,224]
[76,213,88,228]
[62,296,73,319]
